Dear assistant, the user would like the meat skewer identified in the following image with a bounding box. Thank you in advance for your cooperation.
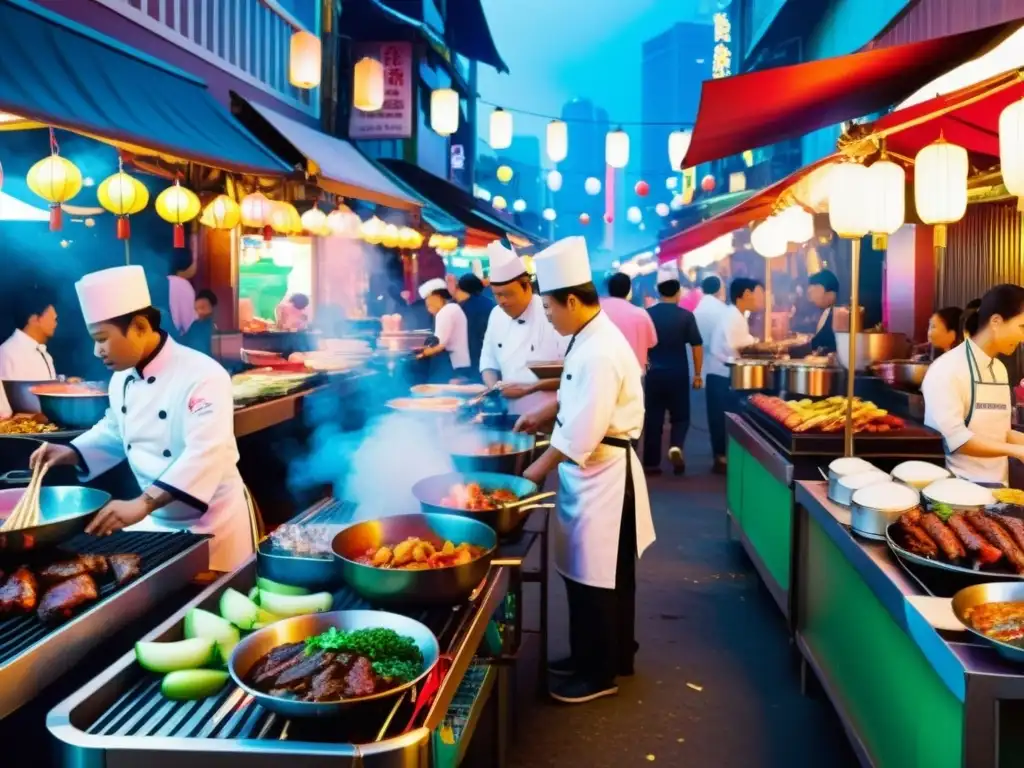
[0,566,39,615]
[967,511,1024,574]
[919,513,966,562]
[897,512,938,559]
[37,574,99,624]
[948,514,1003,565]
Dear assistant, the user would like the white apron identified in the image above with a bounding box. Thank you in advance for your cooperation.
[951,343,1012,485]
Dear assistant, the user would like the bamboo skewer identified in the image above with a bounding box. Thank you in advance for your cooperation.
[1,462,47,532]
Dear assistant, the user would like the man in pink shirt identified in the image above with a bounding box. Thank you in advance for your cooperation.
[679,285,702,312]
[601,273,657,369]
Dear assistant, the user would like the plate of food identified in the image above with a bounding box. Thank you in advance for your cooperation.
[952,581,1024,663]
[410,383,488,397]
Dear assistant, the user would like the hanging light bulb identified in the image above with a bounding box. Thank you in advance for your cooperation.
[353,57,384,112]
[547,170,563,192]
[829,163,872,239]
[492,195,507,211]
[584,177,602,196]
[301,207,328,235]
[1000,98,1024,208]
[655,202,670,217]
[547,120,568,163]
[240,191,274,241]
[668,130,692,170]
[606,128,629,168]
[513,198,526,212]
[328,204,362,238]
[496,165,514,184]
[780,205,814,244]
[431,88,460,136]
[490,108,513,150]
[542,208,557,222]
[626,206,642,224]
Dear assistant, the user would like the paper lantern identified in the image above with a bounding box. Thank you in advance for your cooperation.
[547,170,563,192]
[240,191,273,240]
[97,170,149,240]
[398,227,424,250]
[361,215,385,244]
[1000,98,1024,204]
[780,205,814,244]
[327,204,362,238]
[584,177,601,195]
[634,180,650,197]
[829,163,872,239]
[200,194,241,230]
[668,130,692,170]
[626,206,642,224]
[26,154,82,231]
[655,202,670,217]
[289,30,321,89]
[496,165,514,184]
[700,174,716,192]
[606,129,629,169]
[431,88,459,137]
[381,223,401,248]
[547,120,568,163]
[475,186,492,202]
[914,136,968,245]
[579,213,590,225]
[513,198,526,212]
[353,57,384,112]
[666,176,678,190]
[269,201,302,235]
[490,108,513,150]
[154,180,201,247]
[301,207,328,235]
[866,159,906,238]
[751,216,787,258]
[492,195,507,210]
[670,194,684,210]
[542,208,557,222]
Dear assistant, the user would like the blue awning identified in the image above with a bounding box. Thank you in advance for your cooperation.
[0,0,289,176]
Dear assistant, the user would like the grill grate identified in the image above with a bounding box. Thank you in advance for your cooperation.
[0,531,205,665]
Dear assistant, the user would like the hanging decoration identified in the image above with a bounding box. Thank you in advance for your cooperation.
[398,227,423,250]
[513,199,526,212]
[154,177,201,248]
[26,129,82,231]
[361,216,385,244]
[301,206,328,235]
[381,223,401,248]
[542,208,557,222]
[750,216,787,258]
[603,213,613,224]
[634,180,649,197]
[492,195,507,210]
[1000,98,1024,207]
[97,159,149,240]
[779,205,814,244]
[270,201,302,235]
[829,163,871,239]
[200,194,241,230]
[579,213,590,225]
[327,204,362,238]
[546,120,568,163]
[431,88,460,136]
[353,57,384,112]
[240,190,273,241]
[547,170,563,192]
[626,206,642,225]
[490,108,513,150]
[866,158,905,245]
[605,128,629,169]
[496,165,514,184]
[429,234,459,252]
[289,30,322,89]
[700,174,716,192]
[666,176,678,191]
[655,202,670,217]
[668,130,692,170]
[914,136,968,247]
[584,177,602,195]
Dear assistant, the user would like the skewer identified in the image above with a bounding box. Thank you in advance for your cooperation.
[1,461,47,532]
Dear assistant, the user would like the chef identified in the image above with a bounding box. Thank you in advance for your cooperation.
[417,277,471,382]
[922,284,1024,485]
[0,291,60,418]
[29,265,253,572]
[805,269,839,353]
[480,241,567,415]
[515,236,655,705]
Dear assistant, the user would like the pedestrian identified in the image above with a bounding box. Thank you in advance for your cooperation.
[454,273,495,381]
[600,272,657,369]
[693,274,727,352]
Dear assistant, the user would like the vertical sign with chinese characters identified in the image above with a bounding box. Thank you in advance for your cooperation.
[712,11,732,79]
[348,41,414,139]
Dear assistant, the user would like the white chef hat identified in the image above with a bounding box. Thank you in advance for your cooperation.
[418,277,447,300]
[75,265,152,325]
[533,236,592,293]
[656,262,680,286]
[486,240,526,284]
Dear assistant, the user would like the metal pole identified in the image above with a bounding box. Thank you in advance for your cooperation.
[764,258,773,342]
[843,237,861,457]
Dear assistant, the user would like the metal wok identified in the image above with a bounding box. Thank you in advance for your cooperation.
[228,609,440,718]
[411,470,554,536]
[444,428,549,476]
[332,512,496,605]
[32,384,109,430]
[951,581,1024,664]
[0,486,111,553]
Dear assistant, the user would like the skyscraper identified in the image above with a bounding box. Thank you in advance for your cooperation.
[498,135,544,215]
[554,98,609,252]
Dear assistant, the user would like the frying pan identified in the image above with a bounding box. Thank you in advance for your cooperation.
[411,471,554,536]
[0,486,111,554]
[444,428,549,476]
[951,581,1024,664]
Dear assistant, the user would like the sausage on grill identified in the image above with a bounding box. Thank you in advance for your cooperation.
[968,511,1024,573]
[948,514,1003,565]
[919,513,965,562]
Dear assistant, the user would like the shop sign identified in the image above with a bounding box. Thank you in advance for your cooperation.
[712,11,732,79]
[349,41,414,139]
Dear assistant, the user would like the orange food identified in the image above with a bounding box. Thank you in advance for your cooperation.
[440,483,518,511]
[481,443,515,455]
[354,536,486,569]
[30,383,106,396]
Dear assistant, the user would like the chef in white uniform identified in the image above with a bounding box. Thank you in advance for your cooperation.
[515,236,655,705]
[29,265,253,572]
[0,292,60,418]
[417,277,471,381]
[922,284,1024,485]
[480,241,568,415]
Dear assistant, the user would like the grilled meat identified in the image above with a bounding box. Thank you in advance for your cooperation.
[38,554,110,586]
[948,514,1003,565]
[344,656,377,698]
[0,566,38,615]
[249,642,307,686]
[274,650,335,693]
[968,511,1024,574]
[307,655,354,701]
[919,513,965,562]
[37,574,99,624]
[993,513,1024,554]
[108,554,142,586]
[897,513,938,558]
[902,507,922,525]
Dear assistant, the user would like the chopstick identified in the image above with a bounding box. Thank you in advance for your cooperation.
[1,461,47,532]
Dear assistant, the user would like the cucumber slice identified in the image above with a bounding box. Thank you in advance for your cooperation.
[257,590,333,618]
[135,638,216,673]
[256,577,310,596]
[183,608,241,663]
[220,588,261,630]
[161,669,229,701]
[247,586,260,604]
[256,606,281,625]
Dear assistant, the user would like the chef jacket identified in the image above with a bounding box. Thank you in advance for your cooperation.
[0,329,57,418]
[705,304,756,379]
[433,302,471,370]
[71,335,253,571]
[550,311,655,589]
[479,295,568,415]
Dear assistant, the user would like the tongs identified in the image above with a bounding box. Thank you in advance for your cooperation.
[462,384,501,410]
[503,490,556,510]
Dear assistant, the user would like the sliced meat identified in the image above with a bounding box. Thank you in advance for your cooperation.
[343,656,378,698]
[81,554,109,576]
[308,663,349,702]
[919,513,965,562]
[37,554,110,586]
[948,514,1003,565]
[0,566,39,614]
[897,514,938,559]
[248,642,306,686]
[108,554,142,586]
[274,650,335,692]
[37,574,99,624]
[968,512,1024,573]
[993,513,1024,554]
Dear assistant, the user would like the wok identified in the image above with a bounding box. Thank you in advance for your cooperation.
[0,486,111,553]
[332,512,497,605]
[228,609,440,718]
[411,471,554,536]
[951,581,1024,664]
[32,384,109,430]
[444,428,549,476]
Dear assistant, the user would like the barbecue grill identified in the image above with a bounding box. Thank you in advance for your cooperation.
[0,530,208,719]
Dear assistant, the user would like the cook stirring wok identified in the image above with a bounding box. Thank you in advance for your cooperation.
[29,265,254,572]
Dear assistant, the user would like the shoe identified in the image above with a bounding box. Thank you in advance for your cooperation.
[549,675,618,704]
[668,446,686,475]
[643,465,663,477]
[548,656,575,677]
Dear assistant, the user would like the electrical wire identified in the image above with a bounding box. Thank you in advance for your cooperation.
[476,97,696,128]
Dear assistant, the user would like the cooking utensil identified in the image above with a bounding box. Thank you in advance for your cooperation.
[851,497,918,540]
[886,519,1024,582]
[828,470,889,507]
[1,461,47,532]
[411,470,554,536]
[951,581,1024,663]
[332,513,497,605]
[228,609,440,718]
[772,361,842,397]
[2,380,50,414]
[835,332,912,372]
[257,542,341,592]
[445,427,548,476]
[873,359,931,392]
[831,305,865,333]
[889,460,952,490]
[728,359,772,391]
[31,384,108,430]
[0,486,110,553]
[826,457,877,485]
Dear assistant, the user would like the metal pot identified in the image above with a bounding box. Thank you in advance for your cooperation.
[1,380,49,414]
[0,486,111,554]
[873,359,930,392]
[228,609,440,718]
[33,385,109,430]
[772,361,842,397]
[445,428,548,476]
[728,359,772,391]
[835,332,912,372]
[332,512,497,605]
[849,482,920,540]
[411,471,554,536]
[827,470,889,507]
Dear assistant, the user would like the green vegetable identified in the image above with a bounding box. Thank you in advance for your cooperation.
[305,627,424,683]
[258,590,332,618]
[184,608,241,663]
[135,638,216,673]
[371,659,422,683]
[220,588,261,630]
[161,669,229,700]
[933,502,955,522]
[256,577,309,596]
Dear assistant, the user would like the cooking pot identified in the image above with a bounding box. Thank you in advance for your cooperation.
[873,359,930,392]
[772,361,842,397]
[32,384,109,430]
[835,332,912,372]
[728,359,772,391]
[444,427,548,476]
[849,482,920,540]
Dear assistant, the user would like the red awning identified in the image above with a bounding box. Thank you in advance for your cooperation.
[682,21,1017,168]
[658,155,839,262]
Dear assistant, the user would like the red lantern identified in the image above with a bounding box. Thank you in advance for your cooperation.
[701,174,716,192]
[603,213,613,224]
[579,213,591,225]
[634,180,649,197]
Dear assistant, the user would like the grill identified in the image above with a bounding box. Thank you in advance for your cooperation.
[0,531,209,718]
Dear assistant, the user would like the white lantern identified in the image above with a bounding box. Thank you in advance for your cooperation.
[490,108,513,150]
[626,206,642,224]
[670,194,684,210]
[353,57,384,112]
[328,204,362,238]
[1000,98,1024,202]
[584,177,602,196]
[829,163,872,239]
[750,216,787,258]
[513,198,526,212]
[289,31,322,89]
[668,130,692,170]
[914,137,968,229]
[542,207,557,222]
[547,120,568,163]
[781,205,814,244]
[666,176,678,190]
[655,202,670,217]
[547,170,563,192]
[492,195,507,211]
[431,88,460,137]
[866,159,906,237]
[475,186,492,202]
[301,207,327,235]
[606,129,629,169]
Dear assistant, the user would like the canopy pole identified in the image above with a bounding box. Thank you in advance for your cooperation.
[124,239,130,265]
[764,258,773,342]
[844,238,861,457]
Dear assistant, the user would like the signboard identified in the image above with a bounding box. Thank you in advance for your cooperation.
[712,11,732,79]
[348,41,414,139]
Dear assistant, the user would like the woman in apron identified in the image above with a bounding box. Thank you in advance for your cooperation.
[416,278,471,383]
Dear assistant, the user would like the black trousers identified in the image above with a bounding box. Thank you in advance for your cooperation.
[562,460,638,686]
[642,369,690,466]
[705,373,734,460]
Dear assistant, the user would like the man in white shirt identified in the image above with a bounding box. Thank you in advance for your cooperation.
[0,293,59,418]
[417,278,471,381]
[705,278,764,473]
[693,274,728,350]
